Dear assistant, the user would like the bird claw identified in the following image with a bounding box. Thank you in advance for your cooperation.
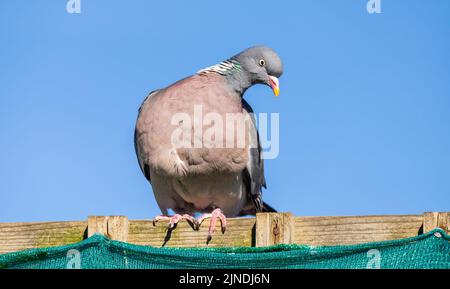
[198,208,227,243]
[153,214,198,230]
[152,209,227,243]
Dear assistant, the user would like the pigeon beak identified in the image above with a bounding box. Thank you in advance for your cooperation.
[268,75,280,97]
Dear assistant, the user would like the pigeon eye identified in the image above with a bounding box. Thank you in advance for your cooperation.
[258,59,266,67]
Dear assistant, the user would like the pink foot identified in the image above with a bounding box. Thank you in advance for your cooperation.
[198,208,227,243]
[153,214,198,229]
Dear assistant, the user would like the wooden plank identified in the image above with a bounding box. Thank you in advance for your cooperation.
[127,217,255,248]
[1,213,449,253]
[294,215,424,246]
[108,216,129,242]
[443,213,450,232]
[0,221,86,254]
[87,216,129,242]
[424,212,450,233]
[87,216,108,237]
[255,213,294,247]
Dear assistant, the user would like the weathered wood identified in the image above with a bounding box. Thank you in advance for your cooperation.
[109,216,129,242]
[255,213,294,247]
[424,212,450,233]
[294,215,424,246]
[88,216,129,242]
[0,221,86,254]
[0,213,449,253]
[127,217,255,248]
[87,216,108,237]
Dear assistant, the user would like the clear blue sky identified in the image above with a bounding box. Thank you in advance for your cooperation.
[1,1,449,222]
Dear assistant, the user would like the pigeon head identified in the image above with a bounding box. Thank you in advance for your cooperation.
[231,46,283,96]
[197,46,283,96]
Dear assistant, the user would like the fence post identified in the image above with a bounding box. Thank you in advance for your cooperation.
[423,212,450,233]
[255,212,294,247]
[87,216,129,242]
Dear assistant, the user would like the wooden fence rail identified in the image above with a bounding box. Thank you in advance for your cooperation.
[0,212,449,254]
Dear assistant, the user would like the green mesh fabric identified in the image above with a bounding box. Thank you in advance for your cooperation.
[1,229,449,269]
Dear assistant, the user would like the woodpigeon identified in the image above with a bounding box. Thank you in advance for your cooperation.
[134,46,283,241]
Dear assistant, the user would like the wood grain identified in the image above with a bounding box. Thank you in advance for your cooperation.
[255,213,294,247]
[294,215,424,246]
[0,221,86,254]
[424,212,450,233]
[88,216,129,242]
[1,213,449,253]
[127,217,255,248]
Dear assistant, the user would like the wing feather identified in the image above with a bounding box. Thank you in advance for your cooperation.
[241,99,274,214]
[134,89,160,182]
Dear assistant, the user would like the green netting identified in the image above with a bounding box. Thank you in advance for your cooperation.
[1,229,449,269]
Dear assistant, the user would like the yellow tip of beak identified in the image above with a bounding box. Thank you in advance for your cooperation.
[273,87,280,97]
[268,75,280,97]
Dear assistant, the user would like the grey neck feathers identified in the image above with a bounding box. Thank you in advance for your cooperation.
[197,58,252,96]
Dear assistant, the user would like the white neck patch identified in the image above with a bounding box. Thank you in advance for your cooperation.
[197,59,240,75]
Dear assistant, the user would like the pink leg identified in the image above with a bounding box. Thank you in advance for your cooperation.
[153,214,198,229]
[198,208,227,242]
